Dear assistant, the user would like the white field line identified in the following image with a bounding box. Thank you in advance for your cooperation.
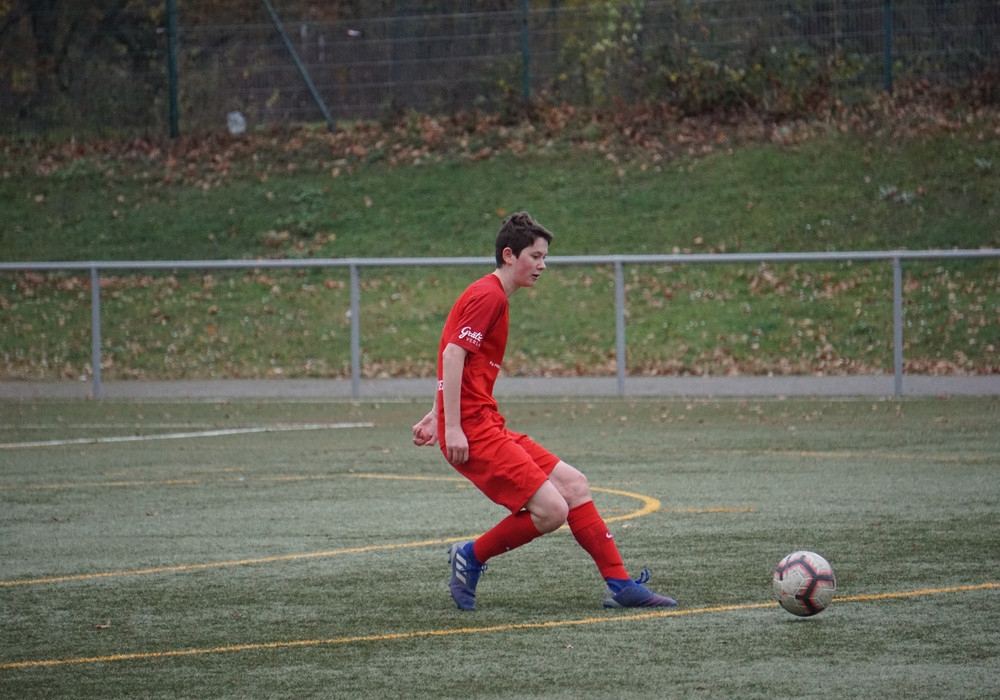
[0,422,374,449]
[2,423,230,430]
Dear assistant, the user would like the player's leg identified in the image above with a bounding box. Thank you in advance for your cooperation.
[522,479,569,533]
[514,451,629,580]
[547,460,629,581]
[462,475,566,564]
[547,459,678,608]
[447,433,552,610]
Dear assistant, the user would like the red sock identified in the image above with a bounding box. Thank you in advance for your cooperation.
[567,501,629,581]
[472,510,543,563]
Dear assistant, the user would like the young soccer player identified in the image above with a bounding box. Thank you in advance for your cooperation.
[411,211,677,611]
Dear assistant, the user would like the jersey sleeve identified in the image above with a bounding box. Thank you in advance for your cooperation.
[445,282,505,354]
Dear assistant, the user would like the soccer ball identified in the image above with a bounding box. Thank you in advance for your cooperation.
[773,550,836,617]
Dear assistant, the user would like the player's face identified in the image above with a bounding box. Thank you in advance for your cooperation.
[511,237,548,288]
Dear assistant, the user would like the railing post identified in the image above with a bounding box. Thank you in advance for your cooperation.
[90,266,102,399]
[350,262,361,399]
[166,0,179,138]
[893,255,903,397]
[614,258,626,396]
[520,0,531,101]
[883,0,893,93]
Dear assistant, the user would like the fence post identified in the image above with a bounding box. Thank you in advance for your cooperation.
[521,0,531,101]
[614,258,626,396]
[90,266,103,399]
[166,0,179,138]
[261,0,336,133]
[893,255,903,397]
[883,0,893,92]
[350,263,361,399]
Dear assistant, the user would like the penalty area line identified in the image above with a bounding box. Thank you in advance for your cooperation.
[4,583,997,670]
[0,486,756,587]
[0,537,470,588]
[1,485,664,586]
[0,422,374,449]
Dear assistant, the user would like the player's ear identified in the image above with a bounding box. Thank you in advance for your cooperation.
[501,247,516,265]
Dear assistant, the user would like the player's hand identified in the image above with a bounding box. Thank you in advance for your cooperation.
[444,425,469,464]
[411,412,438,446]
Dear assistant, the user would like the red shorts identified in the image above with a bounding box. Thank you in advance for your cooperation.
[447,427,560,513]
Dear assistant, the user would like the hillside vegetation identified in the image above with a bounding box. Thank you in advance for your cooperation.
[1,94,998,380]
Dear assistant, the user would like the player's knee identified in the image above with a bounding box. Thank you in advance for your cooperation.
[562,469,592,506]
[550,461,593,505]
[535,500,569,533]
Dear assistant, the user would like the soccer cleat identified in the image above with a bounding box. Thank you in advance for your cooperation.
[602,568,677,608]
[448,541,486,611]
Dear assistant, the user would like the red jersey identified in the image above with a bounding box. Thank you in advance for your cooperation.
[437,273,508,439]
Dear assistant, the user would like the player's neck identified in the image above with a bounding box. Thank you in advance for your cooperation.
[491,269,517,298]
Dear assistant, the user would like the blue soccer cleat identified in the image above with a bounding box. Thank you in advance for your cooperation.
[602,568,677,608]
[448,541,486,611]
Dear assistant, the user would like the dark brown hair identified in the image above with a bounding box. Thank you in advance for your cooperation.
[494,212,553,267]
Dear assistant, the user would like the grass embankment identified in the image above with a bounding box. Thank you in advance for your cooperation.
[1,109,998,380]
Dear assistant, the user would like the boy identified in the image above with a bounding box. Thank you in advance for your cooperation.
[411,212,676,611]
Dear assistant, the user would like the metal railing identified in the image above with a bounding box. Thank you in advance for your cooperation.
[2,249,998,399]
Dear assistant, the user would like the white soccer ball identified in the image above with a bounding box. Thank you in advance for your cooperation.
[773,550,836,616]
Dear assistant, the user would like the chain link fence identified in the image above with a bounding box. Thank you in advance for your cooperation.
[2,1,998,138]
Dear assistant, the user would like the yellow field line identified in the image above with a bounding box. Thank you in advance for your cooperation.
[0,538,468,587]
[590,486,660,523]
[0,483,680,587]
[4,583,996,671]
[0,471,523,493]
[834,583,1000,603]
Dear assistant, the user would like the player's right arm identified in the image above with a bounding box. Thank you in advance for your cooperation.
[441,342,469,464]
[411,396,438,446]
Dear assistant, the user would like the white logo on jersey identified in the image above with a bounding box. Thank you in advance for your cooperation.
[458,326,484,347]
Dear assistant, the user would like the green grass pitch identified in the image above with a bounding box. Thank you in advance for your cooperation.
[1,397,998,698]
